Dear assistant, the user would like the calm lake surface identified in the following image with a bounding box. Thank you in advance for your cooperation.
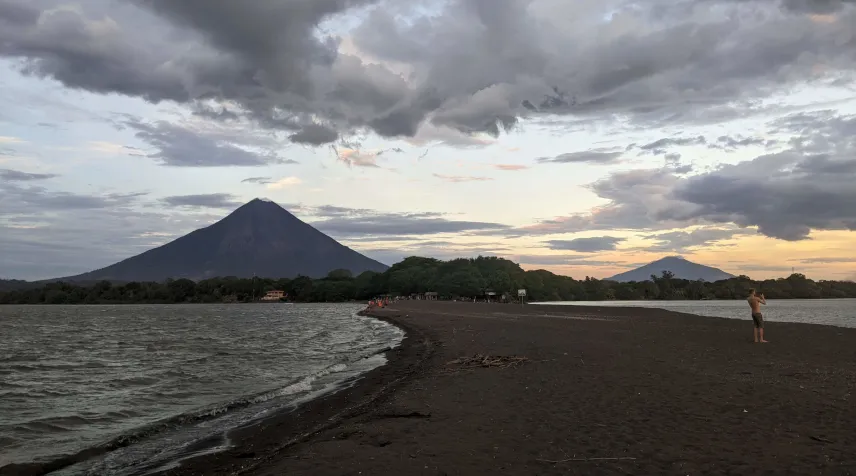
[0,304,403,475]
[535,299,856,328]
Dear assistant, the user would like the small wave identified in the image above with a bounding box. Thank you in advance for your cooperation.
[307,329,332,340]
[13,420,76,434]
[162,368,195,378]
[296,329,333,347]
[1,387,74,399]
[31,358,365,470]
[5,361,109,372]
[9,412,144,437]
[107,376,160,389]
[0,435,19,448]
[4,307,406,474]
[0,354,37,363]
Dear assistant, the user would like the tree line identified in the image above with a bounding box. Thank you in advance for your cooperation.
[1,256,854,305]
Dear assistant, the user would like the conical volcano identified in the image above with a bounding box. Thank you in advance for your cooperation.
[59,198,388,282]
[607,256,735,282]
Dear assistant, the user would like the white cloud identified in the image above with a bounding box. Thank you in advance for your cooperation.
[266,176,302,189]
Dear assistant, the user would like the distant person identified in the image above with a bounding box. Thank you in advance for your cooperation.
[747,288,768,343]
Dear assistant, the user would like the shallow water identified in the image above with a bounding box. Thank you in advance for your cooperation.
[0,303,403,474]
[535,298,856,328]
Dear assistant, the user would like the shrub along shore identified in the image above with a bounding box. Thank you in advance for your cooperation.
[1,256,854,305]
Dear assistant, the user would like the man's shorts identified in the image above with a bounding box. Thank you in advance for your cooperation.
[751,312,764,328]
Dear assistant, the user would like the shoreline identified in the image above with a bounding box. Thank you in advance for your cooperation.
[0,310,428,476]
[6,302,856,475]
[149,309,434,476]
[173,301,856,475]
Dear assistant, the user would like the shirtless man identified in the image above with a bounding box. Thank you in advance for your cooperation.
[747,288,768,343]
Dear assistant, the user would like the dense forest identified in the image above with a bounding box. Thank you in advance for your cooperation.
[1,256,854,305]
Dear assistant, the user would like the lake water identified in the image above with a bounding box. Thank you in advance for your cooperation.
[0,304,403,475]
[535,299,856,329]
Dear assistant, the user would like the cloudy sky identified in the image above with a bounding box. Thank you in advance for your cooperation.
[1,0,855,281]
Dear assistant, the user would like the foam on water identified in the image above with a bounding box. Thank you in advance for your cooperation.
[0,304,404,474]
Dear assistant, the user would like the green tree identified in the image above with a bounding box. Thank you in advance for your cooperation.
[326,269,353,281]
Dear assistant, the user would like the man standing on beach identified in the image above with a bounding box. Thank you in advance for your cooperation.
[747,289,768,343]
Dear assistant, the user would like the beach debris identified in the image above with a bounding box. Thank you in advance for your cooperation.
[536,457,637,464]
[445,354,529,370]
[810,435,834,444]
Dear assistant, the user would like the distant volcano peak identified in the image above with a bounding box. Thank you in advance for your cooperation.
[244,197,280,208]
[607,256,735,282]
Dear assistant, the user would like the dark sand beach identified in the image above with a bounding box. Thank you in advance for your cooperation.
[5,301,846,476]
[149,300,856,476]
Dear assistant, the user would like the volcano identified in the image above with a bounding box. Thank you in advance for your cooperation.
[606,256,735,282]
[59,198,388,282]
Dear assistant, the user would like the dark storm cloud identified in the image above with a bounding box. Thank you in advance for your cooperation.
[288,124,340,145]
[0,1,195,103]
[0,168,58,181]
[536,150,623,164]
[516,109,856,240]
[2,0,854,145]
[770,110,856,153]
[671,151,856,240]
[545,236,626,252]
[524,140,856,241]
[161,193,242,209]
[192,104,241,121]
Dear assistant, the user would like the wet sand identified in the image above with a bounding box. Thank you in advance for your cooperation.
[104,302,856,474]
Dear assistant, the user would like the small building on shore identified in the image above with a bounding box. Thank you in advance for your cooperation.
[409,292,439,300]
[484,290,498,302]
[261,290,285,301]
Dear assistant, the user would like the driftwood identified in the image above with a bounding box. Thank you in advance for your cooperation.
[445,354,529,370]
[810,435,834,444]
